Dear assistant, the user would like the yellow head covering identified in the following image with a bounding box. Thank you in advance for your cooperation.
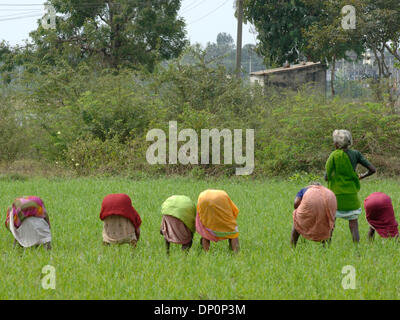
[197,189,239,238]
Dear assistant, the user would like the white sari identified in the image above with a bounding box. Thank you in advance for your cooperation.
[9,212,51,248]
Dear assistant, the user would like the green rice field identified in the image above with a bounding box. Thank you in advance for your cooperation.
[1,176,400,300]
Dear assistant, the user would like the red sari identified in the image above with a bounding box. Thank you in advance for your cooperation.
[364,192,399,238]
[100,194,142,230]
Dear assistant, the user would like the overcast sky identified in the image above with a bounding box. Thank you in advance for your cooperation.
[0,0,257,47]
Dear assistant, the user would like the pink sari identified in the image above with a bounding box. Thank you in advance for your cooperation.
[195,213,222,242]
[293,185,337,241]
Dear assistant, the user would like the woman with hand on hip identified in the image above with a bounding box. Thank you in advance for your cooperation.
[325,129,376,243]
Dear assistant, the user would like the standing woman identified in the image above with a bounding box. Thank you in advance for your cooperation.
[325,129,376,242]
[196,189,240,252]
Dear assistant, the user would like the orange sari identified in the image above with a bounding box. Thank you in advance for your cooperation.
[196,189,239,241]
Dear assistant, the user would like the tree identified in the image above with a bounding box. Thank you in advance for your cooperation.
[0,41,14,84]
[241,44,267,74]
[353,0,400,102]
[302,0,365,96]
[27,0,188,71]
[205,33,236,72]
[358,0,400,77]
[216,32,235,49]
[243,0,317,66]
[203,33,266,75]
[244,0,366,95]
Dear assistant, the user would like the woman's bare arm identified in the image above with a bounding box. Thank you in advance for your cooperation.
[291,226,300,247]
[294,197,302,209]
[359,163,376,180]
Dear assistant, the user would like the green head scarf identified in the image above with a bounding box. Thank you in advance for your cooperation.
[161,195,196,232]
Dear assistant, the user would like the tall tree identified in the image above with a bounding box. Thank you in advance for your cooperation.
[203,33,265,74]
[358,0,400,77]
[204,33,236,73]
[242,44,266,73]
[243,0,317,66]
[302,0,365,96]
[216,32,235,49]
[28,0,188,71]
[244,0,366,95]
[0,41,14,84]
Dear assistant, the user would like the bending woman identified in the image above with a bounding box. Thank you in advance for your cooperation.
[160,195,196,255]
[100,194,142,247]
[325,129,376,242]
[5,196,52,250]
[196,189,240,252]
[291,183,337,247]
[364,192,399,240]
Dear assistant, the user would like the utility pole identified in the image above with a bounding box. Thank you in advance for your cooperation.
[249,51,252,74]
[236,0,243,78]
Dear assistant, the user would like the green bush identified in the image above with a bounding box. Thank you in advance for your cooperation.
[2,48,400,177]
[0,94,33,162]
[256,92,400,176]
[65,135,136,176]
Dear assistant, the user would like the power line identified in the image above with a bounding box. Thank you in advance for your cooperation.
[0,3,106,8]
[0,3,44,6]
[181,0,204,13]
[181,0,202,11]
[0,1,240,26]
[249,25,258,45]
[0,1,122,18]
[0,9,42,11]
[0,1,206,12]
[0,12,42,22]
[188,0,230,25]
[0,1,153,7]
[0,10,41,19]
